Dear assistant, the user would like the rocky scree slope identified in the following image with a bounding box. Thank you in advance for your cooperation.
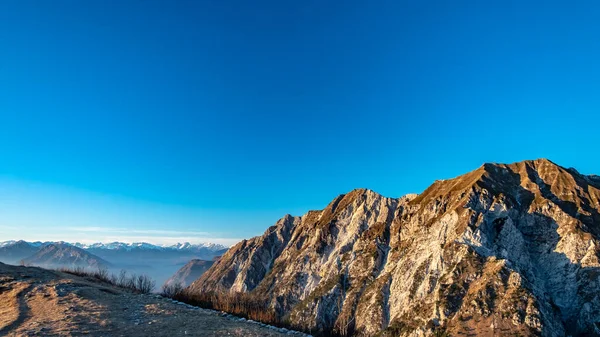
[189,159,600,336]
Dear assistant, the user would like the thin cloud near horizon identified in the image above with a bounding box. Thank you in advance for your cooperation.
[64,226,214,236]
[0,225,244,247]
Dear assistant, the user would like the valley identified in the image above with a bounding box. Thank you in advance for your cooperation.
[0,241,227,289]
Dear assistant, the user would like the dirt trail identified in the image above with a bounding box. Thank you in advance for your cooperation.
[0,263,297,336]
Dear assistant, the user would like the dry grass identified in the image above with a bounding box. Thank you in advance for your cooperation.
[160,282,185,298]
[0,263,288,336]
[59,267,155,294]
[0,283,27,331]
[160,283,349,337]
[162,285,278,323]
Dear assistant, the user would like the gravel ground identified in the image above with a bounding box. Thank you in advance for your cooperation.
[0,263,308,337]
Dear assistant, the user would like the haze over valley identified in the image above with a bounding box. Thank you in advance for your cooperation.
[0,240,227,288]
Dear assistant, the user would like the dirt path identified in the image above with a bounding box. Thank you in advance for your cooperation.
[0,263,302,336]
[0,281,32,335]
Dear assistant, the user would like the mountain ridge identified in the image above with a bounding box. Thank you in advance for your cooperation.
[189,159,600,336]
[22,242,111,269]
[0,240,228,251]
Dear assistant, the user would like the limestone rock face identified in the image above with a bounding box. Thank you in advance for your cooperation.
[188,159,600,336]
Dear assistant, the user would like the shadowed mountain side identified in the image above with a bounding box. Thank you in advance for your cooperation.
[164,259,215,288]
[0,241,40,265]
[22,243,111,269]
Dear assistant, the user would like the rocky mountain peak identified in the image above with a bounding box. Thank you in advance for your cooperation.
[190,159,599,336]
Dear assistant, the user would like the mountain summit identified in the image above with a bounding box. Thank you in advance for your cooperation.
[189,159,600,336]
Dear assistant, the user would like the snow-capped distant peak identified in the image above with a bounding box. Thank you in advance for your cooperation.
[73,242,164,251]
[0,240,45,248]
[1,240,227,251]
[0,240,17,248]
[165,242,226,251]
[73,241,227,251]
[169,242,192,250]
[131,242,163,250]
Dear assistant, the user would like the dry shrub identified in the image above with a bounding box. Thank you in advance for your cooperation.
[160,288,351,336]
[59,267,155,294]
[161,282,185,298]
[166,289,279,324]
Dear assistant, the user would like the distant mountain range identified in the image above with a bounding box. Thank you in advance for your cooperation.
[0,240,228,287]
[0,240,42,264]
[22,242,111,269]
[0,240,226,253]
[72,241,226,252]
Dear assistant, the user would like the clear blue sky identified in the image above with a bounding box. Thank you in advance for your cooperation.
[0,1,599,245]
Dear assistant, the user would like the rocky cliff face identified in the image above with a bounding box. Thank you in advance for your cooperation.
[188,159,600,336]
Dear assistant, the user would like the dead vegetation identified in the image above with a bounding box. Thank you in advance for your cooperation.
[160,281,354,337]
[58,266,156,294]
[0,262,288,336]
[161,284,279,324]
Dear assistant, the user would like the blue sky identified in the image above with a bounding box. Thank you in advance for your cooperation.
[0,1,599,246]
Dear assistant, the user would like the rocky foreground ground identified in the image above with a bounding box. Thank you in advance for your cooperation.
[0,262,304,336]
